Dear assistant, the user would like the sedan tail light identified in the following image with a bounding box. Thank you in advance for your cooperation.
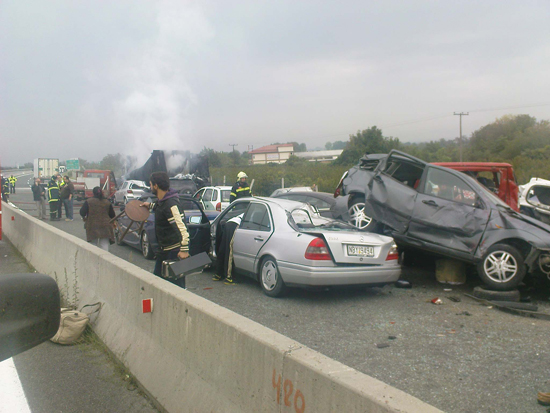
[216,202,221,212]
[127,190,133,194]
[305,237,332,260]
[386,244,399,261]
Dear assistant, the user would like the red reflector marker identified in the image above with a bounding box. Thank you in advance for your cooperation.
[142,298,153,313]
[11,216,15,221]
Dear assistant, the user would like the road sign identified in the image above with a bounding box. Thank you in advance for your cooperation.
[66,159,80,170]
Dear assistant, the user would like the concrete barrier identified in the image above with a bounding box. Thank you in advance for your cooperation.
[2,201,441,413]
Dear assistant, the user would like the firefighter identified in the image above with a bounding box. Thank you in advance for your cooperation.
[56,174,64,218]
[229,172,251,203]
[1,176,9,202]
[8,175,17,194]
[47,176,61,221]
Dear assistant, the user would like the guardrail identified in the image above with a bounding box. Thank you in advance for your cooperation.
[1,201,440,413]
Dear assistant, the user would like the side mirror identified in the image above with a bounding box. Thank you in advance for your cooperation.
[0,273,60,362]
[189,215,202,225]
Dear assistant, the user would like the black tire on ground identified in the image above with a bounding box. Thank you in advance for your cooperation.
[259,256,287,298]
[141,232,155,260]
[477,244,526,291]
[347,197,376,231]
[472,285,521,302]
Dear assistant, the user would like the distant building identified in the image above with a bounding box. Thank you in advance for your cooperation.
[294,150,343,163]
[249,144,294,165]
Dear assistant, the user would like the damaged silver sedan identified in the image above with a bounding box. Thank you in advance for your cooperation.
[210,197,401,297]
[351,150,550,290]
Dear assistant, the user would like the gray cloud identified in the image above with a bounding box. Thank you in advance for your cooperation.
[1,0,549,165]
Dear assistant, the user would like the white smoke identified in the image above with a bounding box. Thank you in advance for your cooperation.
[113,1,214,166]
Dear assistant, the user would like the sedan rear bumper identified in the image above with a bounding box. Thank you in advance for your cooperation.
[277,261,401,287]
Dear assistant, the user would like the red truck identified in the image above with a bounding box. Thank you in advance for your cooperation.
[73,170,117,201]
[433,162,519,212]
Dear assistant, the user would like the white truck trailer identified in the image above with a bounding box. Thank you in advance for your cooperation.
[34,158,59,179]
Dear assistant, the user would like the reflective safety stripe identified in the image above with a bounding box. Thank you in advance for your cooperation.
[236,187,250,192]
[170,205,189,252]
[230,192,237,197]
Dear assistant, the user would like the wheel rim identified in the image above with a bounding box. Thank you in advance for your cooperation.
[348,202,372,229]
[261,261,278,291]
[483,251,518,283]
[142,233,149,257]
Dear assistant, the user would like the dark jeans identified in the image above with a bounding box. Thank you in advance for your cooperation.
[63,198,74,219]
[154,249,185,288]
[217,221,239,279]
[49,201,60,220]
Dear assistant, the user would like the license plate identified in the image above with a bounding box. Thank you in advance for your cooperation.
[347,245,374,257]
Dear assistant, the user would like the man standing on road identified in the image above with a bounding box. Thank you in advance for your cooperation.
[1,176,9,202]
[47,176,60,221]
[140,172,190,287]
[60,175,75,221]
[32,178,47,220]
[8,175,17,194]
[213,213,243,284]
[56,174,64,219]
[229,172,251,203]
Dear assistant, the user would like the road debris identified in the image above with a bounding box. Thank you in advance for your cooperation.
[376,343,390,349]
[447,296,461,303]
[431,298,443,305]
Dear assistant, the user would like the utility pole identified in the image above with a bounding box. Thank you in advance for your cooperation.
[229,144,238,152]
[454,112,469,162]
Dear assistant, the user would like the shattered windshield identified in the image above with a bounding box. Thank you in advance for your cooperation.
[287,207,359,232]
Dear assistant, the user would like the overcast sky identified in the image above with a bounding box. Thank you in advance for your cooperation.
[1,0,549,166]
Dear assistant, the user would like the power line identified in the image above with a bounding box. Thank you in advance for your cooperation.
[454,112,469,162]
[228,143,238,152]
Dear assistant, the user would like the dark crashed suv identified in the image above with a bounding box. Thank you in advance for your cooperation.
[334,150,550,290]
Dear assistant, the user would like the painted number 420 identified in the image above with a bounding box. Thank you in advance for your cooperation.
[272,369,306,413]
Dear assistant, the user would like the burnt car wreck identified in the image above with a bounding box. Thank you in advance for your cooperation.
[334,150,550,291]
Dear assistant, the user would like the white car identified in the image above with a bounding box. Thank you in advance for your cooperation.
[113,180,149,205]
[194,186,232,211]
[270,186,313,197]
[519,177,550,224]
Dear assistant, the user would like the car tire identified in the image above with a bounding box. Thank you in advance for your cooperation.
[348,197,376,230]
[472,285,520,302]
[141,232,155,260]
[477,244,526,291]
[259,257,287,298]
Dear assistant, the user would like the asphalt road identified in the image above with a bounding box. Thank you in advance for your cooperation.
[5,173,550,413]
[0,237,158,413]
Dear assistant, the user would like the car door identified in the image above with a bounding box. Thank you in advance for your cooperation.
[407,166,490,256]
[366,151,425,233]
[180,198,211,255]
[202,188,214,210]
[232,203,272,273]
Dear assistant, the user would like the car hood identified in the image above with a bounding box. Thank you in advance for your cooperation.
[495,207,550,243]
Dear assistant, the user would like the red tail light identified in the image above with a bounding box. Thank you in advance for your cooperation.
[305,238,332,260]
[216,202,221,211]
[127,190,133,194]
[386,244,399,261]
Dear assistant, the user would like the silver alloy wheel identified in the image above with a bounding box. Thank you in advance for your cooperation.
[142,232,150,258]
[348,202,372,230]
[261,260,278,291]
[483,251,518,283]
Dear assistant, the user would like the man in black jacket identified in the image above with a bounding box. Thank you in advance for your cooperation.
[229,171,251,203]
[47,176,60,221]
[141,172,190,287]
[31,178,47,220]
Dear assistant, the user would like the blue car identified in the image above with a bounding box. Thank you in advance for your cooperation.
[115,193,220,259]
